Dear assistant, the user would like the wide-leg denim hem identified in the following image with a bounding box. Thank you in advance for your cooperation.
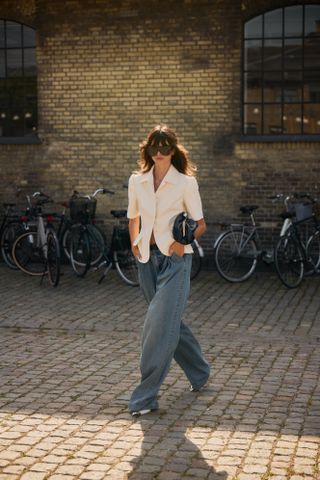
[190,373,210,391]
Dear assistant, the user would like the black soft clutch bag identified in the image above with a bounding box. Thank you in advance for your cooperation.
[172,212,198,245]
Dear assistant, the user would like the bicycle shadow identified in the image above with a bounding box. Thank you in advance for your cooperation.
[127,414,228,480]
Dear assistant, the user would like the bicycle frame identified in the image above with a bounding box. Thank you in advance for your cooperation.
[36,215,48,258]
[214,222,260,254]
[280,217,292,237]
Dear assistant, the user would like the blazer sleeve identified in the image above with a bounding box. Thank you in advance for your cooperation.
[127,174,139,219]
[183,176,204,221]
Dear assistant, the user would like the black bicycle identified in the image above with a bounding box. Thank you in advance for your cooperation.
[0,191,35,269]
[66,189,138,286]
[274,194,320,288]
[95,209,139,286]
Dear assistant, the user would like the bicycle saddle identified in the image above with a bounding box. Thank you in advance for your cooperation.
[110,209,127,218]
[240,205,259,215]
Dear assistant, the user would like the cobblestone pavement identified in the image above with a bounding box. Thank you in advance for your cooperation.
[0,262,319,480]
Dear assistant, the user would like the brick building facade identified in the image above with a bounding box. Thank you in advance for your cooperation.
[0,0,319,249]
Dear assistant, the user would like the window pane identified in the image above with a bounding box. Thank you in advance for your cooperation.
[244,104,262,134]
[264,39,282,71]
[304,71,320,102]
[283,104,302,134]
[284,6,303,37]
[263,104,282,134]
[0,50,5,78]
[244,72,262,102]
[0,20,4,48]
[6,21,22,48]
[7,49,22,77]
[6,79,24,136]
[245,15,262,39]
[264,9,283,38]
[244,40,262,71]
[304,37,320,69]
[24,77,37,136]
[264,71,282,102]
[283,71,302,102]
[23,26,36,47]
[10,108,24,135]
[303,104,320,134]
[305,5,320,37]
[0,79,8,136]
[24,95,37,135]
[24,48,36,76]
[284,38,302,70]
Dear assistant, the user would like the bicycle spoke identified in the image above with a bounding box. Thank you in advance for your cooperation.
[214,230,258,282]
[274,235,304,288]
[13,232,46,275]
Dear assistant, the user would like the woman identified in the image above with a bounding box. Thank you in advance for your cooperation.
[127,124,210,416]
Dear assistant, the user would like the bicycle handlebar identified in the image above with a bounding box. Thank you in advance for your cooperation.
[72,188,115,199]
[93,188,115,196]
[268,192,318,213]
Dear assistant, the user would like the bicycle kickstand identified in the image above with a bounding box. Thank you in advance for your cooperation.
[98,259,112,284]
[40,262,47,285]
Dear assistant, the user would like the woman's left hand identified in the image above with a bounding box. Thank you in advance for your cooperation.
[169,241,184,257]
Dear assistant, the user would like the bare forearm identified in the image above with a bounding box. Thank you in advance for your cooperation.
[194,218,207,239]
[128,217,140,246]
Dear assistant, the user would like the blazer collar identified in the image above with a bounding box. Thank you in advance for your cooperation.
[138,165,180,185]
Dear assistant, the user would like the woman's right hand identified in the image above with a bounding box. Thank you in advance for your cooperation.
[132,245,141,259]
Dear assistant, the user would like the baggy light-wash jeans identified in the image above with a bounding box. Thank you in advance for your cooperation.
[129,247,210,412]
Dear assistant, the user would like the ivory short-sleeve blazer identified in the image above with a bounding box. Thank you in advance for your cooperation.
[127,165,204,263]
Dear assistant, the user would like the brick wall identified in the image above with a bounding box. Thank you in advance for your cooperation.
[0,0,319,252]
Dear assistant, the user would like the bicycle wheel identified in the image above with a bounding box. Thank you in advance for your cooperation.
[274,235,304,288]
[62,224,105,266]
[86,225,106,265]
[114,249,139,286]
[47,230,61,287]
[13,231,46,275]
[190,241,202,280]
[0,221,25,269]
[214,230,258,282]
[70,228,91,277]
[305,230,320,275]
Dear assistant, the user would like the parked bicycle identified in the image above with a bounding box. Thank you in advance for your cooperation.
[12,192,61,287]
[67,189,139,286]
[95,209,139,286]
[213,204,274,283]
[274,193,320,288]
[0,190,34,269]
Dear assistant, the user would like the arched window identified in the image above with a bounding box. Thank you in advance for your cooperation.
[0,19,37,140]
[243,5,320,136]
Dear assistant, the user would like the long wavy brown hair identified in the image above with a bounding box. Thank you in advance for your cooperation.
[137,125,197,176]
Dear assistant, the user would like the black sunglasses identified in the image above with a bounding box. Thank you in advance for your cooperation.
[147,145,173,157]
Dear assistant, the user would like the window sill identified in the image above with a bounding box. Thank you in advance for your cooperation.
[0,136,42,145]
[237,135,320,143]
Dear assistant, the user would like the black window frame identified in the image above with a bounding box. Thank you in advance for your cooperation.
[242,3,320,141]
[0,19,40,144]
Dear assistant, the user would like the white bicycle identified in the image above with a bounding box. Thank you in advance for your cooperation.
[12,192,61,287]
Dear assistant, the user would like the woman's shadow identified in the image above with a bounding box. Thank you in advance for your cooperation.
[128,414,228,480]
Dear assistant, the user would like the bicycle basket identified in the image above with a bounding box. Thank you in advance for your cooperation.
[113,226,131,251]
[69,197,97,223]
[292,202,313,223]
